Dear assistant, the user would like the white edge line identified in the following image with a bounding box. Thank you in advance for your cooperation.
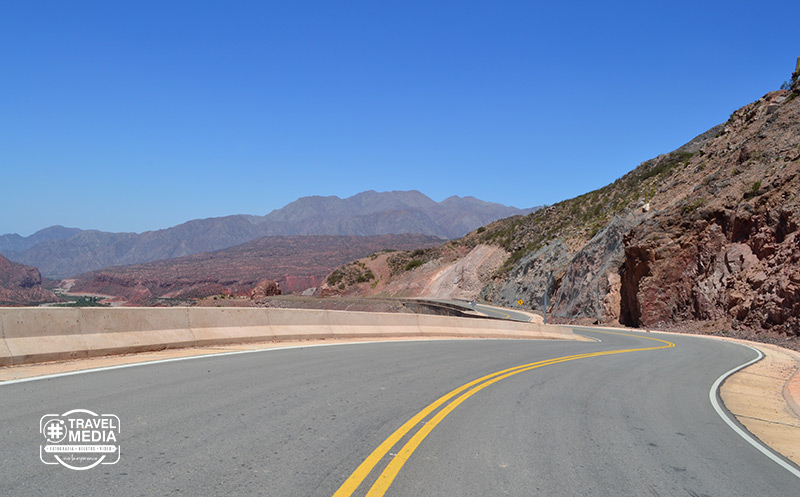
[0,337,546,387]
[708,342,800,479]
[572,332,602,343]
[574,325,800,478]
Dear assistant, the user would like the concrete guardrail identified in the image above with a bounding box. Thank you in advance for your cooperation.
[0,307,575,366]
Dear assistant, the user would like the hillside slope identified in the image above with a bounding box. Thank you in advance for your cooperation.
[321,85,800,340]
[69,234,444,304]
[0,254,58,305]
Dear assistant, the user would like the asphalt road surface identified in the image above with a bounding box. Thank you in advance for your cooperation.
[2,328,799,496]
[472,303,533,322]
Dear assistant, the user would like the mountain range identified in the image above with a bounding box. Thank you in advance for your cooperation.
[0,191,533,278]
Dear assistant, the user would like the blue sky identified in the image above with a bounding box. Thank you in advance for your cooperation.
[2,1,798,236]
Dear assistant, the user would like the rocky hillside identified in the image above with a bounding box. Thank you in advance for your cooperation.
[315,243,509,300]
[321,81,800,340]
[69,234,443,304]
[0,191,532,278]
[0,254,58,305]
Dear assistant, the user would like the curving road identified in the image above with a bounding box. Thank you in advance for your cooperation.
[473,302,534,322]
[1,328,798,496]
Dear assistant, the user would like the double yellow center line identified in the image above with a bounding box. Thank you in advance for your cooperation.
[332,331,675,497]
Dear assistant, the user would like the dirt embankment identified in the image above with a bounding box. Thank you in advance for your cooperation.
[315,244,508,301]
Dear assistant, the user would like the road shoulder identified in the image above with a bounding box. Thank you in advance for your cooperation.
[717,338,800,465]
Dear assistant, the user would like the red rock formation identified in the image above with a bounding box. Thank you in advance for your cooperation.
[619,90,800,336]
[250,279,281,300]
[0,254,58,305]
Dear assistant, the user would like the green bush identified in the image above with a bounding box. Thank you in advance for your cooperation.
[744,181,762,199]
[682,198,706,214]
[327,270,343,285]
[405,259,425,271]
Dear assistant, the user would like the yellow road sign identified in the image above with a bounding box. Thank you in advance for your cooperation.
[517,299,523,306]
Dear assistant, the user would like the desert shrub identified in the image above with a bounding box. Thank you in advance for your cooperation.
[682,198,706,214]
[327,270,343,285]
[744,181,762,199]
[405,259,425,271]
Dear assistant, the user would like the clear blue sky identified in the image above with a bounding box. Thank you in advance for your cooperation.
[2,1,798,236]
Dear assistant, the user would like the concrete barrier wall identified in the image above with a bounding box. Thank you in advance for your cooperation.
[0,307,575,366]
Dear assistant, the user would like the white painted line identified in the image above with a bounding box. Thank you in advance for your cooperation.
[0,342,367,386]
[573,325,800,478]
[0,337,545,387]
[709,343,800,479]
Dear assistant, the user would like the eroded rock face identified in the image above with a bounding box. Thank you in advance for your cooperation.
[553,213,645,321]
[250,279,281,300]
[318,84,800,339]
[0,254,57,305]
[481,87,800,338]
[613,88,800,336]
[480,240,572,310]
[621,197,800,335]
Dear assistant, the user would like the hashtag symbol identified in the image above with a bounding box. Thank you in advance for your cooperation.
[46,422,64,440]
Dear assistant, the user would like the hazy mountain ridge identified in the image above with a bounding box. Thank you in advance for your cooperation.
[0,226,83,254]
[1,191,532,278]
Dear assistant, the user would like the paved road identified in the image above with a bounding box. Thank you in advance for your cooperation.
[430,299,534,322]
[472,302,533,322]
[1,329,798,496]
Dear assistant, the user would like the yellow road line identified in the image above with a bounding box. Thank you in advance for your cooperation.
[333,331,674,497]
[474,304,512,320]
[331,352,601,497]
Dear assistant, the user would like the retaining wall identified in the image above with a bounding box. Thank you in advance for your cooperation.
[0,307,574,366]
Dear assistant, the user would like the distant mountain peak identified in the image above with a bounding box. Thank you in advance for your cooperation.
[0,190,531,278]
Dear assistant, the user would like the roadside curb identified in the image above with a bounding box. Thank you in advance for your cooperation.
[786,368,800,419]
[719,339,800,466]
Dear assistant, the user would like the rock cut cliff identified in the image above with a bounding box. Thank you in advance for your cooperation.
[320,80,800,341]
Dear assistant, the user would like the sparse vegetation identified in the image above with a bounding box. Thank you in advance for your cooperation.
[744,180,762,199]
[404,259,425,271]
[325,261,376,290]
[682,198,706,214]
[781,57,799,90]
[640,151,695,181]
[464,149,699,274]
[384,246,443,275]
[54,296,109,307]
[327,270,344,286]
[368,249,397,260]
